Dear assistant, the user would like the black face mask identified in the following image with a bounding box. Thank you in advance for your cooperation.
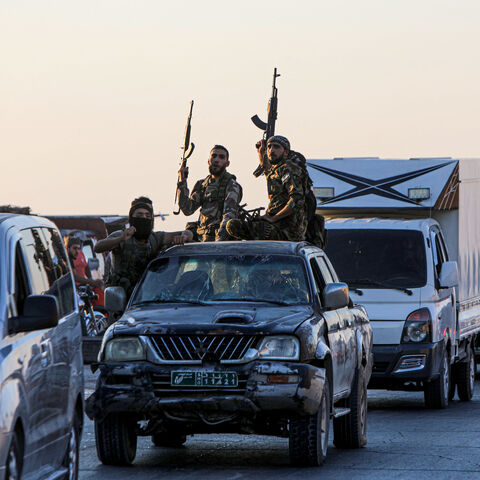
[129,217,153,240]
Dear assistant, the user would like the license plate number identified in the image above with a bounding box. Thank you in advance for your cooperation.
[171,371,238,387]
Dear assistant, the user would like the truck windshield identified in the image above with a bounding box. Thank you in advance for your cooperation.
[325,229,427,289]
[131,254,310,306]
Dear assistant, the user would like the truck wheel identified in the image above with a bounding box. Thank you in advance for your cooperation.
[456,345,476,401]
[95,414,137,465]
[62,411,80,480]
[289,377,330,466]
[5,432,23,480]
[424,349,450,409]
[151,432,187,448]
[333,366,367,448]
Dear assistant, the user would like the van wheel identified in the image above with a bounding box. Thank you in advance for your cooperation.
[62,412,80,480]
[95,414,137,465]
[424,348,450,409]
[5,432,23,480]
[152,432,187,448]
[333,366,367,448]
[456,345,476,401]
[289,377,330,466]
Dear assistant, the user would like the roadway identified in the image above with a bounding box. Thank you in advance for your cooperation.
[79,367,480,480]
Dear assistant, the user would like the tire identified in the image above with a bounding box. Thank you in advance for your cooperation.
[289,376,330,466]
[333,366,367,448]
[456,345,476,402]
[63,412,80,480]
[424,347,450,409]
[5,432,23,480]
[95,414,137,465]
[151,432,187,448]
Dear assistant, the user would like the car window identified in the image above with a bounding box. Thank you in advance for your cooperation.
[430,230,446,278]
[131,254,311,306]
[309,258,326,301]
[326,229,427,289]
[10,243,30,318]
[20,228,52,295]
[315,256,334,284]
[41,228,75,316]
[19,227,75,317]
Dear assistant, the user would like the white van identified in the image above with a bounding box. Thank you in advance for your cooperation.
[308,157,480,408]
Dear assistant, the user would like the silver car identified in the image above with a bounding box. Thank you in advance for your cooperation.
[0,213,84,480]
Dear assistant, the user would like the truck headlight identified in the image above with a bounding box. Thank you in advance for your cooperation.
[258,336,300,360]
[104,337,146,362]
[401,308,431,343]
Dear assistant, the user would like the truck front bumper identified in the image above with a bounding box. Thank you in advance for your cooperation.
[85,361,326,421]
[368,341,445,389]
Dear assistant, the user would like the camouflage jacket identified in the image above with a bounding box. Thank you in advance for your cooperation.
[107,230,165,298]
[264,159,307,241]
[178,171,242,241]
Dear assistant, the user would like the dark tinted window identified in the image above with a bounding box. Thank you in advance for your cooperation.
[325,229,427,288]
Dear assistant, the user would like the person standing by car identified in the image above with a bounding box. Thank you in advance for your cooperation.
[177,145,243,241]
[67,237,104,289]
[94,196,193,298]
[227,135,307,241]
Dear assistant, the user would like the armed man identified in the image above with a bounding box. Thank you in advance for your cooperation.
[94,196,193,299]
[177,145,243,241]
[227,135,307,241]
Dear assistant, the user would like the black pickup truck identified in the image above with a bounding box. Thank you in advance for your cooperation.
[86,241,373,467]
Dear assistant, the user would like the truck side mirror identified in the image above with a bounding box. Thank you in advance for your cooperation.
[8,295,59,334]
[88,257,100,271]
[105,286,127,313]
[322,282,350,310]
[439,261,458,288]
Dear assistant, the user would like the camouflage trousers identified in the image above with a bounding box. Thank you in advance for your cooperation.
[226,218,283,241]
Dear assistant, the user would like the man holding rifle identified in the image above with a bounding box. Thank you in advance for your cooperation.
[227,135,307,241]
[94,196,193,299]
[177,145,243,242]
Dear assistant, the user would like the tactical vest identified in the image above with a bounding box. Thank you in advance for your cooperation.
[107,232,160,296]
[197,172,239,235]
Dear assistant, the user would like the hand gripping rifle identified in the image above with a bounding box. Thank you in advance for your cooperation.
[251,68,280,141]
[173,100,195,215]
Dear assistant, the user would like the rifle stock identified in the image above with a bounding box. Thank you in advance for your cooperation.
[251,68,280,140]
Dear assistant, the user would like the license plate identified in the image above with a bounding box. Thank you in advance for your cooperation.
[171,371,238,387]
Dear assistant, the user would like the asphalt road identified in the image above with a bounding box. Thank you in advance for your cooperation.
[79,367,480,480]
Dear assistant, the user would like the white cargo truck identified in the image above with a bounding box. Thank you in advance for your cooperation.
[307,157,480,408]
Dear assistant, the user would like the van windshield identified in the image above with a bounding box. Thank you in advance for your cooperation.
[325,229,427,289]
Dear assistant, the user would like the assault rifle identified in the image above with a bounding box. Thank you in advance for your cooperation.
[238,204,265,221]
[251,68,280,141]
[173,100,195,215]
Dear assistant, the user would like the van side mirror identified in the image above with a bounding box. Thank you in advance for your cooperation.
[322,282,350,310]
[88,257,100,271]
[105,286,127,313]
[8,295,59,334]
[439,261,458,288]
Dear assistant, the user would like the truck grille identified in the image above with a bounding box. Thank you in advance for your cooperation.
[149,335,258,363]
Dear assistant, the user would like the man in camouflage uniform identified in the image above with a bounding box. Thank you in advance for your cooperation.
[177,145,242,241]
[94,196,193,299]
[227,135,307,241]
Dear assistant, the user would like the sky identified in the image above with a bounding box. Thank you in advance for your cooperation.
[1,0,479,231]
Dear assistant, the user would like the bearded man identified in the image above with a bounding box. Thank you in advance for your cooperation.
[177,145,242,242]
[94,196,193,298]
[227,135,307,242]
